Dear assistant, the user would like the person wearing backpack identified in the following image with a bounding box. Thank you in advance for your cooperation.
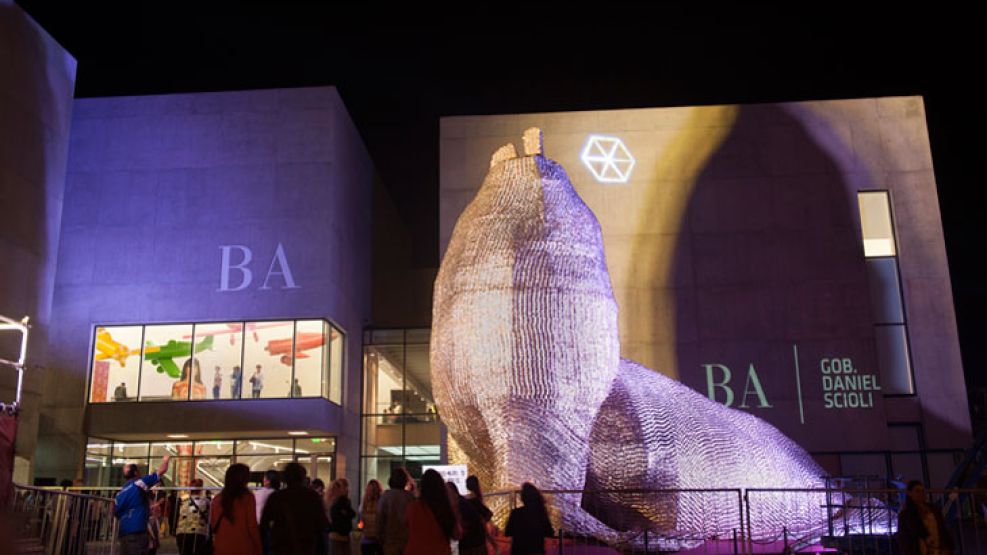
[176,479,211,555]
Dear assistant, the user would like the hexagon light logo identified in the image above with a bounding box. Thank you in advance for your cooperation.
[580,135,635,183]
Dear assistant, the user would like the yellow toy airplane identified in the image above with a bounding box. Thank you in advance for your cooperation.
[94,328,138,367]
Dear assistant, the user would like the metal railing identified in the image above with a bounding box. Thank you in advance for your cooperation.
[13,483,987,554]
[10,484,119,555]
[485,488,746,554]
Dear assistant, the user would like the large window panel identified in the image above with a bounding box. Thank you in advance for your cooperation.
[193,322,245,400]
[140,324,196,401]
[293,320,327,398]
[90,326,143,403]
[242,321,294,399]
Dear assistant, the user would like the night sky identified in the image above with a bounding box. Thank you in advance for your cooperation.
[15,3,985,393]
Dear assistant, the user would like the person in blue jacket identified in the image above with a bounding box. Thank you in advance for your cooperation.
[115,455,171,555]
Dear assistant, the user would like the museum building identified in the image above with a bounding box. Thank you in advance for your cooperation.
[0,3,973,492]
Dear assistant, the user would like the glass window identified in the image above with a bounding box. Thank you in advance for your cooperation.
[193,322,245,400]
[866,258,905,324]
[150,441,195,458]
[236,438,295,455]
[90,326,143,403]
[364,346,404,416]
[194,456,232,487]
[140,324,196,401]
[83,437,336,487]
[294,320,327,398]
[112,441,150,462]
[876,324,914,394]
[89,319,343,404]
[86,438,112,456]
[370,330,405,344]
[237,454,292,477]
[196,440,235,457]
[404,343,434,418]
[295,437,336,455]
[83,454,114,486]
[858,191,897,257]
[329,325,344,404]
[361,456,404,490]
[242,321,294,399]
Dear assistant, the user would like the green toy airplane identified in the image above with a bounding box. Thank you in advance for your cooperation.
[143,335,214,378]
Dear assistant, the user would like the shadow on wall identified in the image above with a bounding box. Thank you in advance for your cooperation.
[671,103,868,364]
[657,104,970,460]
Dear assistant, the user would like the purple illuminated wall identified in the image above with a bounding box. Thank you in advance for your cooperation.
[38,87,374,483]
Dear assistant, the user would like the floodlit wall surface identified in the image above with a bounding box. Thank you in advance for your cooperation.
[39,87,374,484]
[0,0,77,481]
[439,97,969,457]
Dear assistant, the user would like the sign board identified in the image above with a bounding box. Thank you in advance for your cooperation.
[423,464,469,495]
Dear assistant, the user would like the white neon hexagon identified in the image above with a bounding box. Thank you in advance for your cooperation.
[580,134,636,183]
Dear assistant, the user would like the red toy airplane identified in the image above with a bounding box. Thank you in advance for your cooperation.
[264,332,327,366]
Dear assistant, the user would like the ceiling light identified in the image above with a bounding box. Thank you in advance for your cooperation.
[167,434,189,439]
[288,431,308,436]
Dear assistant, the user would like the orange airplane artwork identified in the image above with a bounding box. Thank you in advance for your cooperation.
[94,328,139,366]
[265,332,328,366]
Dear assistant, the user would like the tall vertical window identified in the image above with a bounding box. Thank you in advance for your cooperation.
[858,191,897,257]
[361,329,440,492]
[858,191,913,394]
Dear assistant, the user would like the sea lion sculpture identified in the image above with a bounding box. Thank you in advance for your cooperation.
[431,127,620,521]
[432,128,832,543]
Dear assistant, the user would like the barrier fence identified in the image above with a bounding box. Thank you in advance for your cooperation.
[10,484,987,554]
[9,484,119,555]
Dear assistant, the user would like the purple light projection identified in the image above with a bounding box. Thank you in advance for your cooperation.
[431,128,844,544]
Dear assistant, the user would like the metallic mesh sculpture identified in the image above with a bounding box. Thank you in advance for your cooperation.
[432,129,828,541]
[432,129,620,520]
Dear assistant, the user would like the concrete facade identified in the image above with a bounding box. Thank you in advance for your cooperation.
[34,87,374,485]
[0,0,77,482]
[439,98,969,483]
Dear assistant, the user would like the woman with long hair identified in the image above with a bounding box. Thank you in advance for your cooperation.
[897,480,954,555]
[461,476,495,555]
[359,479,383,555]
[172,358,207,400]
[505,482,554,555]
[209,464,262,555]
[326,478,356,554]
[404,469,461,555]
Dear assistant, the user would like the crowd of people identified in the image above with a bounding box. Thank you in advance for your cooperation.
[113,456,556,555]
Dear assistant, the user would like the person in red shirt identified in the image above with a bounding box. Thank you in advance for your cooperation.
[210,464,262,555]
[404,469,461,555]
